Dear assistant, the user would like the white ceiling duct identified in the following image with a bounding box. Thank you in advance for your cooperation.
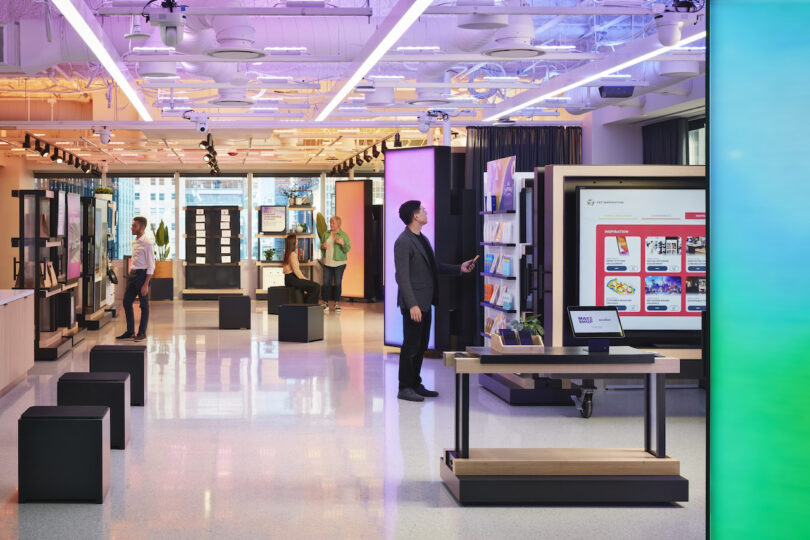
[209,87,253,107]
[138,32,177,78]
[206,16,266,60]
[483,15,544,59]
[408,64,450,106]
[457,0,508,30]
[656,60,700,78]
[365,87,395,107]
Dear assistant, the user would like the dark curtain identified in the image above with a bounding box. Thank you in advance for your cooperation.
[464,126,582,190]
[465,126,582,345]
[642,118,688,164]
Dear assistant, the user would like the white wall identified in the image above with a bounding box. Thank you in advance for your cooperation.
[582,108,644,165]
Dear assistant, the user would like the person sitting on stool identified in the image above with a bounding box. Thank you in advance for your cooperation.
[117,216,154,342]
[283,234,321,304]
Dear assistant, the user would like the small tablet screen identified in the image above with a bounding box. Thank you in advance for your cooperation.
[567,306,625,339]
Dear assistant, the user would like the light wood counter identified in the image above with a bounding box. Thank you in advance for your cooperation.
[0,290,34,397]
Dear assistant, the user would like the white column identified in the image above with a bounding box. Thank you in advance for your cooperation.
[174,171,181,298]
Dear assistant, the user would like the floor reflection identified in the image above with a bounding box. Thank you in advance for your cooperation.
[0,300,706,539]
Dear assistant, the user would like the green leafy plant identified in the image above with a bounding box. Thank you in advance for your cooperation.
[299,222,308,233]
[280,182,298,200]
[94,186,114,195]
[509,314,545,336]
[151,220,171,261]
[316,212,327,238]
[263,247,279,261]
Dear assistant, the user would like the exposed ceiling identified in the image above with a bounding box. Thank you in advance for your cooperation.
[0,0,705,174]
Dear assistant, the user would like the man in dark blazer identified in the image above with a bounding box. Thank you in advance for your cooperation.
[394,200,476,402]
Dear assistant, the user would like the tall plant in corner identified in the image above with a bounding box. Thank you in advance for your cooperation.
[151,220,173,280]
[151,220,170,261]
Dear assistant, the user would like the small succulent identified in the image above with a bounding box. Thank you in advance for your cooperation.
[509,314,545,336]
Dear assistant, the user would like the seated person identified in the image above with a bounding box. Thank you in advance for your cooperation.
[282,234,320,304]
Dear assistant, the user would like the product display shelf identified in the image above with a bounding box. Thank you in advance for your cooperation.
[480,173,532,342]
[255,205,316,300]
[78,196,112,330]
[182,205,242,299]
[11,189,80,359]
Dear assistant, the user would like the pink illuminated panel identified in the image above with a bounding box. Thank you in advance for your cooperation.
[384,147,436,347]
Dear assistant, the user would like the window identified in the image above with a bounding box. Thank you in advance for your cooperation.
[114,177,175,258]
[151,179,156,186]
[183,176,248,259]
[134,192,140,201]
[171,192,175,200]
[159,193,165,201]
[688,118,706,166]
[150,193,156,201]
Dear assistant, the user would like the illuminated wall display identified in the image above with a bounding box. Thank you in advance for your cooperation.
[334,180,372,299]
[710,2,810,537]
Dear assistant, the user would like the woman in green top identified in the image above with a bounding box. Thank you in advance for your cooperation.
[320,216,351,311]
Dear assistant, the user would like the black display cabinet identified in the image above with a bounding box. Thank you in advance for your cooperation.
[11,189,84,360]
[78,196,112,330]
[183,205,242,300]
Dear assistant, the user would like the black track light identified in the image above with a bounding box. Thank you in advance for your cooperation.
[353,156,361,167]
[347,159,354,169]
[23,134,31,149]
[34,139,42,154]
[51,148,63,163]
[74,157,81,169]
[381,141,388,152]
[67,154,74,165]
[203,153,213,163]
[40,143,50,157]
[364,151,372,163]
[394,133,402,147]
[83,161,92,173]
[372,145,380,158]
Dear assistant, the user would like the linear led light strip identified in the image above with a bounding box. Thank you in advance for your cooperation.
[51,0,153,121]
[316,0,434,121]
[485,30,707,122]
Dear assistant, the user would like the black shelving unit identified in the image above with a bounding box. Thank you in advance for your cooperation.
[11,190,84,359]
[78,196,112,330]
[480,272,517,280]
[183,205,242,299]
[480,301,516,313]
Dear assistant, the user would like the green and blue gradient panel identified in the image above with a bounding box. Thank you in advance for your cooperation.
[710,2,810,538]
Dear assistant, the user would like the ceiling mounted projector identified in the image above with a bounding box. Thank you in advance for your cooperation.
[149,9,186,47]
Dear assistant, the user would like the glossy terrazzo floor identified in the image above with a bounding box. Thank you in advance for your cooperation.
[0,301,706,539]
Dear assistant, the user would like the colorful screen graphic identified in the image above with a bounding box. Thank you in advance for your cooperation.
[335,181,367,299]
[485,156,516,211]
[384,148,436,348]
[579,188,705,329]
[710,2,810,538]
[66,193,81,280]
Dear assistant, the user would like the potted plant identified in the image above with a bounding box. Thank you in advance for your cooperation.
[263,247,279,261]
[94,186,114,202]
[280,183,298,206]
[509,314,545,338]
[151,220,172,279]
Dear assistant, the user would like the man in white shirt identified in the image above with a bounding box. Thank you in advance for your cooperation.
[117,216,155,342]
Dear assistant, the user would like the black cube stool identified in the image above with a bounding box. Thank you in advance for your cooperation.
[18,406,111,503]
[219,295,251,329]
[267,286,304,315]
[90,345,147,406]
[58,372,131,450]
[279,304,324,342]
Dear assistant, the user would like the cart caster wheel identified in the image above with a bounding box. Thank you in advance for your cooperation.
[580,397,593,418]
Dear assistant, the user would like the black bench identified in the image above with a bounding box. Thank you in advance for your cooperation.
[267,286,304,315]
[58,372,131,450]
[279,304,324,343]
[89,345,147,406]
[18,406,111,503]
[219,295,251,329]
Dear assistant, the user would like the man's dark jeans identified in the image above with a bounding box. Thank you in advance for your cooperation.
[123,269,149,335]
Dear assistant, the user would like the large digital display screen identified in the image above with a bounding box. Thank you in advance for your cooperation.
[578,188,705,331]
[335,181,366,299]
[384,147,436,348]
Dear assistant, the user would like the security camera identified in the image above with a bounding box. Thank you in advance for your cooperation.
[653,3,702,46]
[148,3,186,47]
[417,113,431,134]
[96,128,112,145]
[185,112,210,134]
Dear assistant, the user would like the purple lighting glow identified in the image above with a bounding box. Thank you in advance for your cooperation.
[384,147,437,348]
